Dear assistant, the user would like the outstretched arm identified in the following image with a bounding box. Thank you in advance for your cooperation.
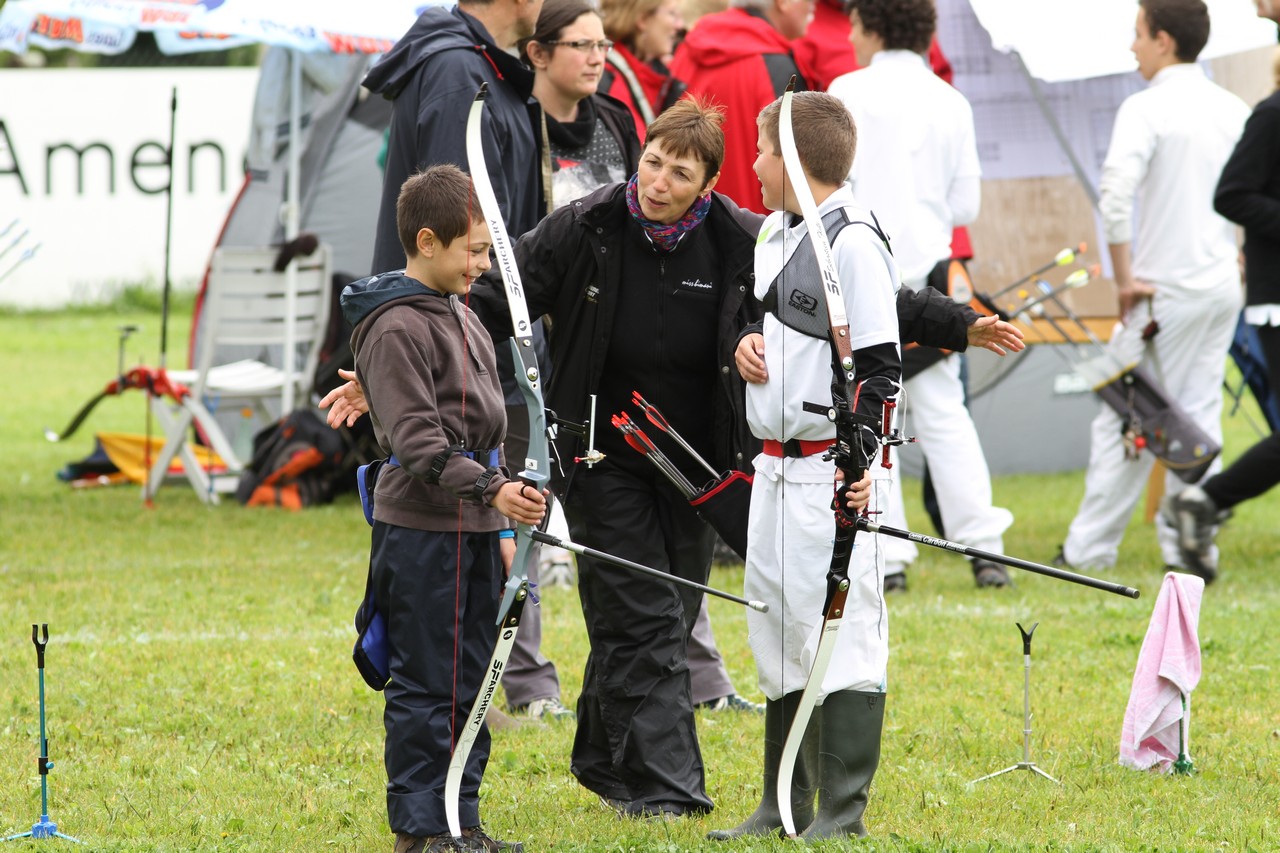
[966,314,1025,356]
[897,286,1024,355]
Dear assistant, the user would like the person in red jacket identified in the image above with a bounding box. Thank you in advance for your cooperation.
[669,0,817,213]
[600,0,688,136]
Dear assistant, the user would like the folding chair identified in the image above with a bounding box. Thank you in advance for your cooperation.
[143,244,332,504]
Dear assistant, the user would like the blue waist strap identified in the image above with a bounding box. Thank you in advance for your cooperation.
[359,448,500,526]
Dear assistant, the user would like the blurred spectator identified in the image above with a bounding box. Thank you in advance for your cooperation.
[829,0,1012,590]
[669,0,817,212]
[1059,0,1249,574]
[600,0,688,135]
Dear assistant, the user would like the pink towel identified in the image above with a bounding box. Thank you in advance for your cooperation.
[1119,571,1205,772]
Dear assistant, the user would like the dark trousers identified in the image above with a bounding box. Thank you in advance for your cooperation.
[1206,324,1280,508]
[373,523,501,836]
[565,465,716,815]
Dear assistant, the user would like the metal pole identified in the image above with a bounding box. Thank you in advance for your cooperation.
[160,88,177,371]
[1021,645,1032,765]
[282,50,303,413]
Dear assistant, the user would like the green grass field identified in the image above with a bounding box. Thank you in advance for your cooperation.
[1,305,1276,852]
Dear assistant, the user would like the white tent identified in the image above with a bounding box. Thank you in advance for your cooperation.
[969,0,1277,83]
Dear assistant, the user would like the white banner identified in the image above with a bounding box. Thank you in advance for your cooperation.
[0,67,257,307]
[967,0,1278,83]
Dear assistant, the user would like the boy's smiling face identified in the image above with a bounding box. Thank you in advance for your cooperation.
[752,126,790,214]
[417,218,492,296]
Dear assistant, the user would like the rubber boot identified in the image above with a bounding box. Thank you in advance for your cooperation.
[706,691,818,840]
[800,689,885,841]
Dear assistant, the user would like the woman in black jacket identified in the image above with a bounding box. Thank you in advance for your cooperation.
[522,0,768,723]
[472,97,757,819]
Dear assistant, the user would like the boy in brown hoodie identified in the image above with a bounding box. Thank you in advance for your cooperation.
[341,164,546,853]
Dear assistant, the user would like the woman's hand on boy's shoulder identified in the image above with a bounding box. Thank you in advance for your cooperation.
[318,369,369,428]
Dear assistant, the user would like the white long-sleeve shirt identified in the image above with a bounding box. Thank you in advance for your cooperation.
[1099,63,1249,293]
[829,50,981,288]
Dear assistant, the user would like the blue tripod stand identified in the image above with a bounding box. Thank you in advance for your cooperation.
[4,625,81,843]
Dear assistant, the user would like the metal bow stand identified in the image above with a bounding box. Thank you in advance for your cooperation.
[971,622,1060,785]
[4,625,82,843]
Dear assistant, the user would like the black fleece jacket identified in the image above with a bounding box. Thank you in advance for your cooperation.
[470,183,762,488]
[364,5,540,275]
[1215,88,1280,307]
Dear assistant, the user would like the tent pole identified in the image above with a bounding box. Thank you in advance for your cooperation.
[282,50,302,413]
[161,86,178,369]
[145,86,178,508]
[1012,51,1101,208]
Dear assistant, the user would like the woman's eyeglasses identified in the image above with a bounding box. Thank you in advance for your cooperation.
[544,39,614,55]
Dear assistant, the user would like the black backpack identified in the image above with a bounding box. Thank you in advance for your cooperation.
[235,409,345,509]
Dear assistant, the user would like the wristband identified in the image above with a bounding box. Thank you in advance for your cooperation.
[498,529,516,540]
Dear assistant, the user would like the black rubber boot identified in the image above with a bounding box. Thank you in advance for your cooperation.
[800,690,885,841]
[706,691,817,839]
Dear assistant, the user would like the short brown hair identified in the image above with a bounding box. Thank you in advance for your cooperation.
[643,97,726,184]
[1139,0,1210,62]
[757,92,857,187]
[601,0,666,47]
[396,165,481,259]
[845,0,935,54]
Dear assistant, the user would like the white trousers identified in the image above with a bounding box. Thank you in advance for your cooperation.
[745,452,889,701]
[879,355,1013,571]
[1063,279,1242,570]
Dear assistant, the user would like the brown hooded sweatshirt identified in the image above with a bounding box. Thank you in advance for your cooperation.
[344,272,511,532]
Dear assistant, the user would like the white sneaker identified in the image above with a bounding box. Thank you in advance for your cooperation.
[511,696,575,720]
[1160,486,1229,584]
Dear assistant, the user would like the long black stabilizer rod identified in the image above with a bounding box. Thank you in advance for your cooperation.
[855,518,1140,599]
[530,531,769,612]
